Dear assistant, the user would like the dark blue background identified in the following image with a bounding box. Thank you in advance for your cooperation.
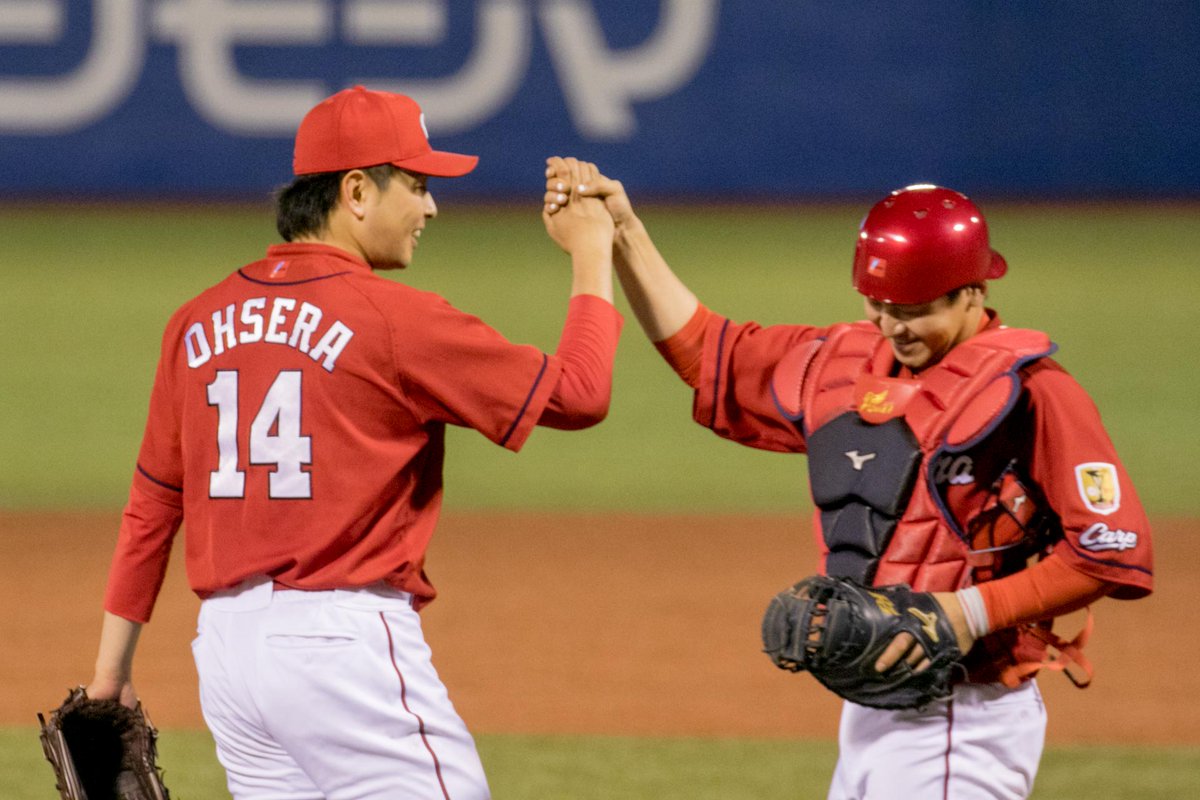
[1,1,1197,200]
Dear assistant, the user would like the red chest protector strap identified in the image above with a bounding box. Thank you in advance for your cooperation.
[772,323,1056,591]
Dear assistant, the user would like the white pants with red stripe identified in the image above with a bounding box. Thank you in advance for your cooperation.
[192,578,490,800]
[827,681,1047,800]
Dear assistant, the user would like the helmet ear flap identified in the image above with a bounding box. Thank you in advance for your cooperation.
[853,185,1003,305]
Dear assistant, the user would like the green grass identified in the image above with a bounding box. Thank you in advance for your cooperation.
[1,203,1197,514]
[4,204,1195,795]
[4,726,1197,799]
[1034,744,1200,799]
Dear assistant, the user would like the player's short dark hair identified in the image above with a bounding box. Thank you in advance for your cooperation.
[945,282,987,303]
[274,164,398,242]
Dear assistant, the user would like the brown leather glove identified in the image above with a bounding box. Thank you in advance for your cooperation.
[38,687,171,800]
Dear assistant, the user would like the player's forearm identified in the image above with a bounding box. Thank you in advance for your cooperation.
[93,611,142,684]
[955,555,1115,637]
[568,246,615,302]
[613,217,699,342]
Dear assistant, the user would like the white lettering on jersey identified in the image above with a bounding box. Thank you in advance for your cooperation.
[265,297,297,344]
[288,302,324,353]
[212,304,237,355]
[185,297,354,372]
[309,321,355,373]
[1079,522,1138,553]
[240,297,266,343]
[185,322,212,367]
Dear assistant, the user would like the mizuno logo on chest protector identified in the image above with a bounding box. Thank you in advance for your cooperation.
[844,450,877,471]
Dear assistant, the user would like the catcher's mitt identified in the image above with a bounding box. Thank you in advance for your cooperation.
[37,687,170,800]
[761,575,963,710]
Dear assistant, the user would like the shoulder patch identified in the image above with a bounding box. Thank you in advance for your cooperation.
[1074,462,1121,515]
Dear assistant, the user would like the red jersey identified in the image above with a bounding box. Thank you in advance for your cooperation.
[105,243,621,622]
[687,310,1152,597]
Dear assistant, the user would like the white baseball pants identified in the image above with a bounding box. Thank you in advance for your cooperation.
[191,578,490,800]
[827,681,1047,800]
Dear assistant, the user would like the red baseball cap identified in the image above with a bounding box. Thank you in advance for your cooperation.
[293,85,478,177]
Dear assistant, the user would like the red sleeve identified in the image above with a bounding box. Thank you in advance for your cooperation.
[690,314,827,453]
[103,473,184,623]
[389,292,566,452]
[978,553,1114,630]
[1024,361,1153,598]
[103,320,188,623]
[539,294,623,429]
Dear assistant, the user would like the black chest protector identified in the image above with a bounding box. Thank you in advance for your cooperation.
[772,321,1057,592]
[807,412,922,584]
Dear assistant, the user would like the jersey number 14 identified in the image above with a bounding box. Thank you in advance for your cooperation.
[206,370,312,499]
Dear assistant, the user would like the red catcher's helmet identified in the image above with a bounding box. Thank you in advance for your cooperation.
[852,184,1007,304]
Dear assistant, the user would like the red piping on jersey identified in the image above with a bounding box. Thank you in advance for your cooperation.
[942,699,955,800]
[500,354,548,447]
[380,612,452,799]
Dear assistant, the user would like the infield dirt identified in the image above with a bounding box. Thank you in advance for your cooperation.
[3,511,1195,744]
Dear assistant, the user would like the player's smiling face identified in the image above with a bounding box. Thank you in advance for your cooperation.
[863,287,984,371]
[365,169,436,270]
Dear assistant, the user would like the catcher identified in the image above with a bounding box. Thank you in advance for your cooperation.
[546,164,1154,799]
[37,686,170,799]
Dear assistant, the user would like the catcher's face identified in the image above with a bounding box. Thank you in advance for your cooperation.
[863,286,985,371]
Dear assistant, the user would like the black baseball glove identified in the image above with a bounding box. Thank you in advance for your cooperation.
[38,687,171,800]
[761,575,964,710]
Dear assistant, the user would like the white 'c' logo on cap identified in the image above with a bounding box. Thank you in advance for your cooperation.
[419,113,429,140]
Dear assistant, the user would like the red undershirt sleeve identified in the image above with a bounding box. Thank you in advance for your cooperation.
[977,553,1115,631]
[539,294,623,429]
[652,304,712,389]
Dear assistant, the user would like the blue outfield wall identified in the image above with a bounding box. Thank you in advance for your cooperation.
[0,1,1197,200]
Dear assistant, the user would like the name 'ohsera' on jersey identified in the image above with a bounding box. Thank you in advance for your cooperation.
[182,296,355,372]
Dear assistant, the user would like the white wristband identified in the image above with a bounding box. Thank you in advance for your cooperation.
[955,586,991,639]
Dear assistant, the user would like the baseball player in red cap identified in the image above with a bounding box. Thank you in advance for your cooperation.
[83,89,621,799]
[546,162,1153,799]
